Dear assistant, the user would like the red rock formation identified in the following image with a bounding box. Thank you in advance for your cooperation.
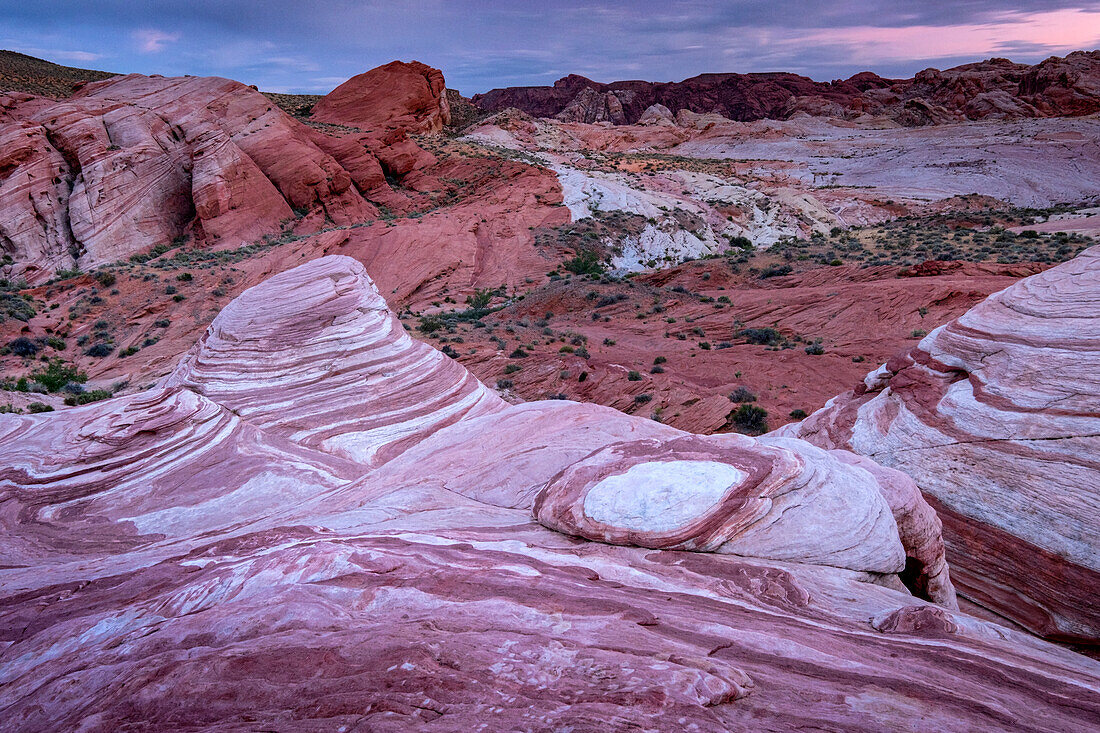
[472,51,1100,125]
[311,60,450,134]
[3,255,1099,730]
[0,74,381,284]
[783,246,1100,646]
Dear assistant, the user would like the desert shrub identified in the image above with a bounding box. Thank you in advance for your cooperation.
[759,264,792,279]
[503,364,521,374]
[509,348,529,358]
[64,389,112,406]
[789,409,808,419]
[728,386,757,403]
[804,340,824,355]
[739,327,781,346]
[563,250,604,276]
[634,394,652,404]
[28,359,86,392]
[27,402,54,413]
[627,370,642,381]
[84,342,113,358]
[0,291,36,322]
[7,337,38,357]
[653,356,666,364]
[495,378,513,389]
[731,404,768,434]
[94,270,116,287]
[176,272,193,282]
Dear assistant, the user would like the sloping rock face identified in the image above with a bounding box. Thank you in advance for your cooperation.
[4,255,1100,730]
[472,51,1100,125]
[163,255,505,467]
[311,60,451,134]
[783,246,1100,646]
[0,74,380,284]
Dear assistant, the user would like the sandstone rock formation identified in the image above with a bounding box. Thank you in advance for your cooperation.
[473,51,1100,125]
[311,60,451,134]
[783,246,1100,646]
[3,255,1099,730]
[0,75,380,284]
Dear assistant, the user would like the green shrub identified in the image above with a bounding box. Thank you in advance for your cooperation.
[64,389,112,406]
[563,250,605,276]
[759,264,792,279]
[27,402,53,413]
[731,404,768,434]
[740,327,781,346]
[627,370,642,381]
[28,359,86,392]
[94,270,116,287]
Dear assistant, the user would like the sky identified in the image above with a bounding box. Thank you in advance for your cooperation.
[2,1,1099,95]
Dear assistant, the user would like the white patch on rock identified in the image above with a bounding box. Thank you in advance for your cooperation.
[583,460,745,532]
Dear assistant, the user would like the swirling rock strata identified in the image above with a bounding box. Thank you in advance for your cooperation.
[784,245,1100,644]
[2,255,1098,731]
[164,255,506,466]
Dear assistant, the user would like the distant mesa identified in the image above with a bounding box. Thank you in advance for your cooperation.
[472,50,1100,126]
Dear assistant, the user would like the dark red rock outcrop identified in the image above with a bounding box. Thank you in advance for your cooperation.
[472,51,1100,125]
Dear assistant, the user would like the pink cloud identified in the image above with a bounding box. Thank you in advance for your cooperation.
[802,8,1100,65]
[134,29,180,54]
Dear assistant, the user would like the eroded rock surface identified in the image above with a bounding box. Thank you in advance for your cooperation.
[311,60,451,134]
[784,246,1100,645]
[0,75,380,283]
[3,255,1099,731]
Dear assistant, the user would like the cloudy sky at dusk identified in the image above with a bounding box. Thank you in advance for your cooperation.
[2,1,1098,94]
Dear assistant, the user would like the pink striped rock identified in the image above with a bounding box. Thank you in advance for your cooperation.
[2,255,1098,731]
[163,255,505,466]
[784,245,1100,645]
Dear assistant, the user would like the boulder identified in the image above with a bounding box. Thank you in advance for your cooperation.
[310,60,451,134]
